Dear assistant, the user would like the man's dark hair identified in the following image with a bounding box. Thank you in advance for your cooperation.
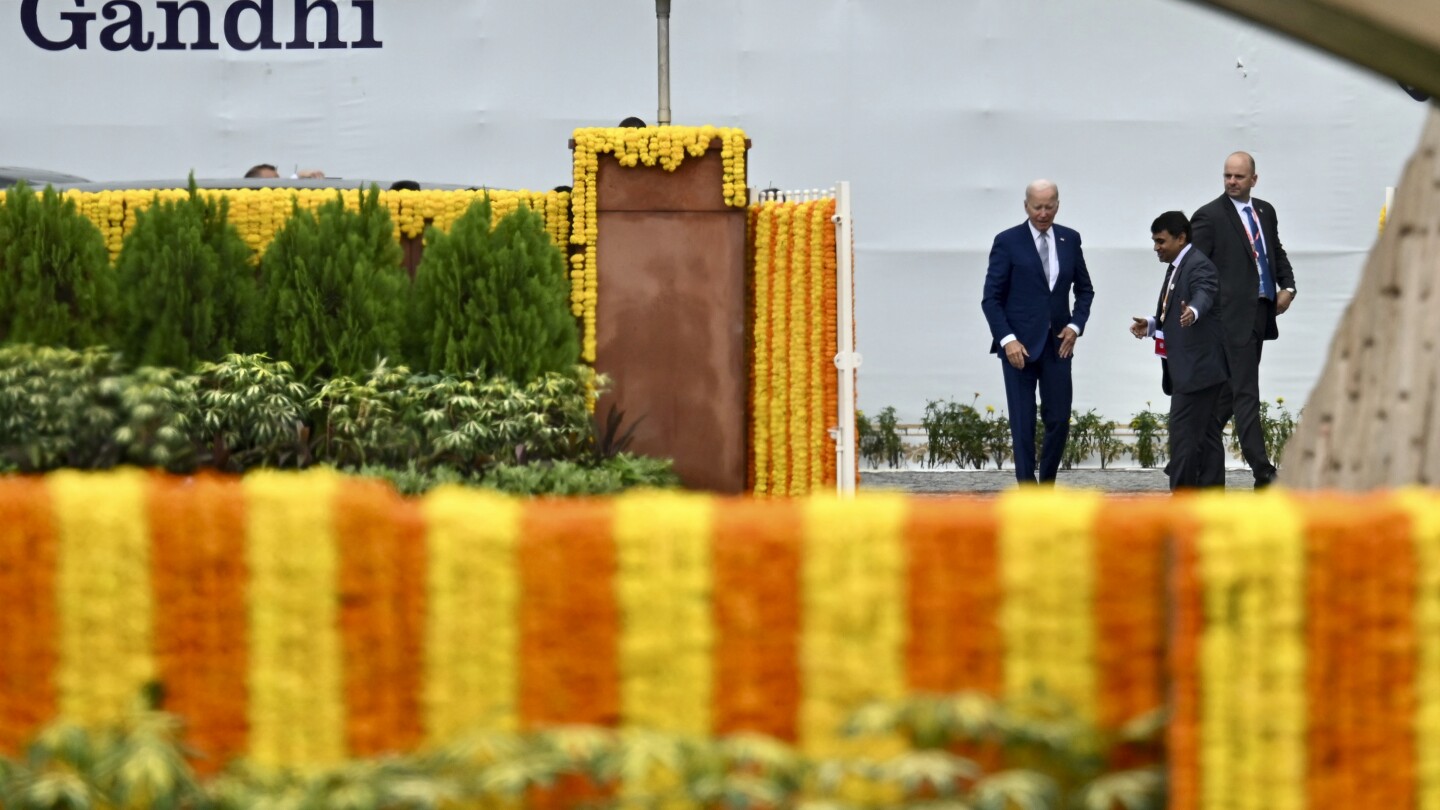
[390,180,421,191]
[618,116,647,128]
[244,163,278,178]
[1151,211,1190,240]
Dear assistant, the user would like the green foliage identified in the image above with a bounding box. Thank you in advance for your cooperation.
[258,186,407,380]
[0,346,671,495]
[0,344,122,471]
[1128,404,1168,469]
[0,693,1159,810]
[923,395,1014,470]
[113,366,203,472]
[1228,397,1300,466]
[0,182,115,348]
[114,178,260,369]
[858,406,905,469]
[409,198,579,380]
[922,397,988,469]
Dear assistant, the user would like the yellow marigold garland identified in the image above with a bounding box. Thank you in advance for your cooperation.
[1194,491,1305,810]
[788,202,813,491]
[421,487,522,741]
[809,201,829,492]
[569,126,748,363]
[769,205,793,495]
[751,203,776,495]
[50,188,571,263]
[49,470,154,727]
[800,495,907,758]
[998,488,1102,723]
[1401,490,1440,810]
[243,470,346,769]
[614,492,715,735]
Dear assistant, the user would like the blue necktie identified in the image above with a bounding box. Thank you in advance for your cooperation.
[1243,205,1276,300]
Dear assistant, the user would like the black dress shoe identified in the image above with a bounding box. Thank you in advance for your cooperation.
[1254,469,1279,489]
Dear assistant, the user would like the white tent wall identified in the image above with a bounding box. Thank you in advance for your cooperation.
[1,0,1428,425]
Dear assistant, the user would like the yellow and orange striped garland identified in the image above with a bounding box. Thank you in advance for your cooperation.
[28,471,1440,808]
[747,197,843,495]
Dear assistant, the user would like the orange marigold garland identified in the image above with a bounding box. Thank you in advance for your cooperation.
[147,473,250,773]
[1303,494,1417,809]
[335,479,426,758]
[0,477,59,755]
[712,498,803,740]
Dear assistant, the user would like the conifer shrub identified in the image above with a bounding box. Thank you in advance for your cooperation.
[0,182,115,347]
[258,186,406,380]
[114,179,260,369]
[409,198,579,381]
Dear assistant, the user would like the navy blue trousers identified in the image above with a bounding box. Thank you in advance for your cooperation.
[999,336,1071,484]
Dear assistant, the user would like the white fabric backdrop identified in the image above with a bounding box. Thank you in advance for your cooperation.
[1,0,1428,423]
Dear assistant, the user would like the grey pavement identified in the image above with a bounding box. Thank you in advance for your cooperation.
[859,468,1263,494]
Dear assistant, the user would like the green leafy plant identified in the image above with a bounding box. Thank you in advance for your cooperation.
[922,395,989,469]
[0,181,115,348]
[0,344,123,471]
[409,198,579,381]
[258,186,407,380]
[858,406,905,469]
[1128,404,1168,469]
[113,366,204,472]
[983,405,1011,471]
[1094,418,1128,471]
[195,353,312,471]
[1230,397,1300,466]
[114,178,261,370]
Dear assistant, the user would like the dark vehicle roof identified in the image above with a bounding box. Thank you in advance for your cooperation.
[1,166,90,186]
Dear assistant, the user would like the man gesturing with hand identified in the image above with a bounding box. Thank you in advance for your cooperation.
[981,180,1095,485]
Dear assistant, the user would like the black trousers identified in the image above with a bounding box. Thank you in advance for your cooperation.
[1199,299,1277,486]
[1168,381,1225,491]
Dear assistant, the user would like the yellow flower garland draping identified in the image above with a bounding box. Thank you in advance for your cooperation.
[1401,490,1440,810]
[747,197,842,495]
[998,488,1102,723]
[1193,491,1306,810]
[421,487,522,742]
[6,188,573,262]
[569,126,749,363]
[243,470,347,769]
[50,469,154,727]
[800,495,907,758]
[614,493,715,735]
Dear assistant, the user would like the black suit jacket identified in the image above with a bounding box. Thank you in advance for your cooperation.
[1189,194,1295,348]
[1156,248,1228,396]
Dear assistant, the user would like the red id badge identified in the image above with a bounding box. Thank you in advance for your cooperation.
[1154,329,1167,359]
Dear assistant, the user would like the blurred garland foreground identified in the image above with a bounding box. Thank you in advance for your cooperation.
[0,691,1162,810]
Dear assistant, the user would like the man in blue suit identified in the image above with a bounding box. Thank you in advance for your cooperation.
[981,180,1095,484]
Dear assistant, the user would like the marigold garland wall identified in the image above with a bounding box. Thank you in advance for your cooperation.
[8,472,1440,808]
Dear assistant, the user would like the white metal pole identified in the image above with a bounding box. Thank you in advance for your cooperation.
[833,181,859,497]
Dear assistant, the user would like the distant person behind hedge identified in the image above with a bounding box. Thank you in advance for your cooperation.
[245,163,325,179]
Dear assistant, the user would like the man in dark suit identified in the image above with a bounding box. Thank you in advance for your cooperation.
[1190,152,1296,488]
[1131,212,1229,491]
[981,180,1095,484]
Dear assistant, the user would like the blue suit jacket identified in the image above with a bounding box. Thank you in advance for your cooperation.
[981,222,1095,358]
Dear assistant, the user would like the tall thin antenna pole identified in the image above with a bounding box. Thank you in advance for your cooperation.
[656,0,672,126]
